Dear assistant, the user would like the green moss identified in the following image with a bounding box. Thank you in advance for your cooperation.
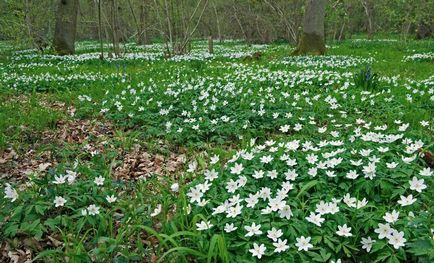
[292,32,326,55]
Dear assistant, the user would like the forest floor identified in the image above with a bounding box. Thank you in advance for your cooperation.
[0,38,433,262]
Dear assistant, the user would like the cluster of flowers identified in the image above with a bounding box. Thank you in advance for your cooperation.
[0,71,127,92]
[187,116,432,260]
[3,169,117,217]
[280,55,374,69]
[403,52,434,62]
[78,59,432,143]
[10,42,268,65]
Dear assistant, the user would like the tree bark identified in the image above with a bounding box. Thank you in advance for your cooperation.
[110,0,120,56]
[292,0,327,55]
[361,0,374,40]
[208,35,213,54]
[53,0,79,55]
[97,0,103,59]
[138,2,149,44]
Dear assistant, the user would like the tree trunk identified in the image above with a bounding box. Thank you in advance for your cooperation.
[212,2,222,42]
[361,0,374,40]
[53,0,79,55]
[110,0,120,56]
[292,0,327,55]
[97,0,103,59]
[208,36,213,54]
[138,2,149,45]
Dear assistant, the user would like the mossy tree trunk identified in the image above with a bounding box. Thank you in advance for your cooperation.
[53,0,79,55]
[292,0,327,55]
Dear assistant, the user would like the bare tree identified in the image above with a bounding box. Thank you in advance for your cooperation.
[97,0,104,59]
[264,0,298,44]
[138,1,149,44]
[211,1,222,42]
[110,0,120,56]
[360,0,374,39]
[53,0,80,55]
[293,0,327,55]
[156,0,209,56]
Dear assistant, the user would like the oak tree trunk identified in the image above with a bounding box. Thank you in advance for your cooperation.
[293,0,327,55]
[53,0,79,55]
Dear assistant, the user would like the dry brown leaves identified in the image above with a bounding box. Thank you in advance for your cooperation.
[1,112,188,182]
[0,234,65,263]
[0,118,113,182]
[0,148,56,183]
[114,144,187,180]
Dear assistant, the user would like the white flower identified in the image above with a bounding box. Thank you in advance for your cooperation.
[336,224,352,237]
[4,183,18,202]
[252,170,264,179]
[315,201,330,215]
[278,205,293,219]
[361,236,375,252]
[388,230,406,249]
[284,169,298,180]
[81,209,88,216]
[386,162,398,169]
[187,161,197,172]
[226,179,239,193]
[343,193,356,208]
[356,198,368,209]
[53,196,67,207]
[53,175,66,184]
[151,204,162,217]
[230,163,244,175]
[383,210,399,224]
[306,212,325,227]
[66,170,77,184]
[420,120,429,127]
[87,204,100,215]
[226,204,243,218]
[409,176,426,192]
[106,195,117,203]
[210,155,219,164]
[249,243,266,259]
[273,238,289,253]
[279,125,290,133]
[267,170,278,179]
[224,223,237,233]
[397,194,417,206]
[196,220,213,231]
[374,223,392,239]
[260,155,273,164]
[402,155,416,163]
[204,169,219,181]
[295,236,313,251]
[187,187,203,203]
[419,167,432,177]
[245,222,262,237]
[346,170,359,179]
[170,183,179,192]
[94,176,105,186]
[308,167,317,177]
[306,153,318,164]
[267,227,283,242]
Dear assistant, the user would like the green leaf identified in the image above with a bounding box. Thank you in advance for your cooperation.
[407,238,434,257]
[296,180,319,198]
[32,249,62,261]
[371,240,388,253]
[4,223,18,237]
